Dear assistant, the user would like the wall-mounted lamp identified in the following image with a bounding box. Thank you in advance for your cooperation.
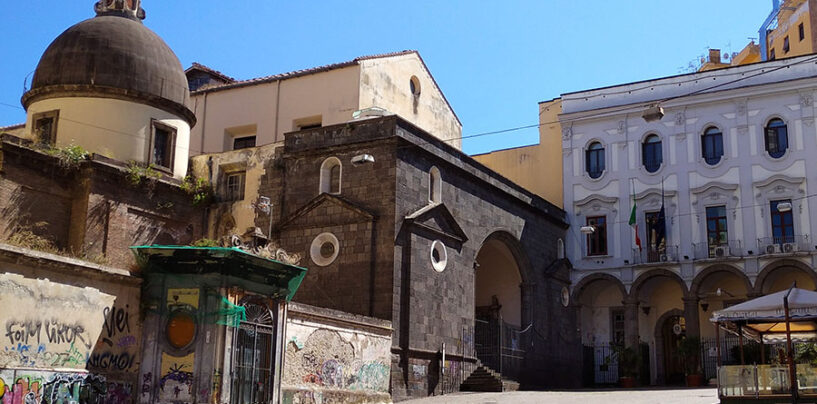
[580,226,596,234]
[642,104,665,122]
[641,305,651,315]
[776,202,793,213]
[716,288,735,297]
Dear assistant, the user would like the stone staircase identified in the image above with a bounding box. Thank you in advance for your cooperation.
[459,363,520,392]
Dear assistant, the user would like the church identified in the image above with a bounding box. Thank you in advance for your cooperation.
[0,1,576,402]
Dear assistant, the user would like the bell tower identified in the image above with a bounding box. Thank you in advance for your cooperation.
[94,0,146,20]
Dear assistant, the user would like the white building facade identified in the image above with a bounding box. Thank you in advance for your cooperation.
[562,53,817,385]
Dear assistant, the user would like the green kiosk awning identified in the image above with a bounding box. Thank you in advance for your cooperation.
[131,245,307,301]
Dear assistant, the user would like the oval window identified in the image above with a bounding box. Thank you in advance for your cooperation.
[166,311,196,349]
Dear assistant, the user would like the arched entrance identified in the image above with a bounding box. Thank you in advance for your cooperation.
[473,232,527,380]
[755,259,817,294]
[631,269,688,385]
[655,310,686,385]
[572,274,627,385]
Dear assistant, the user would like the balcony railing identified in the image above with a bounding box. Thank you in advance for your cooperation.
[757,235,810,255]
[692,240,743,260]
[631,245,678,265]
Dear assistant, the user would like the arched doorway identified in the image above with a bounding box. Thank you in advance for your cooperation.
[655,310,686,385]
[473,233,526,380]
[572,274,627,385]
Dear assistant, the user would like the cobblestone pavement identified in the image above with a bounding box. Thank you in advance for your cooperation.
[400,387,719,404]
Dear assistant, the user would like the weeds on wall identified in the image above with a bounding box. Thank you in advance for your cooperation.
[39,143,89,168]
[190,238,220,247]
[180,175,214,206]
[4,221,109,266]
[126,161,162,186]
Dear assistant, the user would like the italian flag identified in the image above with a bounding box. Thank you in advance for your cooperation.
[629,202,642,251]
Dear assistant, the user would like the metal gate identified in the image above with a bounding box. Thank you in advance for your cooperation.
[231,301,276,404]
[474,318,525,381]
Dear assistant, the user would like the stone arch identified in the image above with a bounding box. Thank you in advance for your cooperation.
[474,230,532,328]
[653,308,685,385]
[572,273,627,303]
[690,264,752,298]
[630,268,689,300]
[754,259,817,294]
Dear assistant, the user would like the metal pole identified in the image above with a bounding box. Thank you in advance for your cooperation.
[784,284,797,403]
[716,322,722,367]
[760,334,766,364]
[738,324,745,365]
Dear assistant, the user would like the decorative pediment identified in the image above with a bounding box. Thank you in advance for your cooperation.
[280,193,375,230]
[754,175,806,199]
[690,182,739,206]
[574,194,618,216]
[404,203,468,244]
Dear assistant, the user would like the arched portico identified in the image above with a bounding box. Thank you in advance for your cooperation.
[755,259,817,294]
[690,264,752,339]
[572,273,627,345]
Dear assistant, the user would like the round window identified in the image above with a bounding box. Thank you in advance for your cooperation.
[166,311,196,349]
[430,240,447,272]
[310,232,340,266]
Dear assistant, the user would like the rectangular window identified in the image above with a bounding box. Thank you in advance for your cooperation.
[32,110,59,145]
[610,308,625,345]
[293,116,322,131]
[784,36,790,53]
[150,121,176,171]
[225,171,246,201]
[233,136,256,150]
[586,216,607,256]
[770,200,794,244]
[800,23,806,41]
[706,206,728,255]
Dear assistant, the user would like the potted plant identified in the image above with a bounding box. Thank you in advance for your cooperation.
[678,336,704,387]
[606,344,641,388]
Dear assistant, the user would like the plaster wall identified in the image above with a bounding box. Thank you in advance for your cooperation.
[579,282,623,345]
[767,0,816,58]
[475,240,522,326]
[25,97,191,178]
[189,66,360,154]
[358,53,461,149]
[282,303,392,404]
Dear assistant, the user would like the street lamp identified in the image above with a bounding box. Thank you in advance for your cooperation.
[580,226,595,234]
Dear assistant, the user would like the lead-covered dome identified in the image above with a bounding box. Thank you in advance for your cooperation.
[22,1,195,125]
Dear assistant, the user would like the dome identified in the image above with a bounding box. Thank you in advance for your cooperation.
[22,13,195,125]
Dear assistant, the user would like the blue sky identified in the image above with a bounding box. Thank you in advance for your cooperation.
[0,1,773,154]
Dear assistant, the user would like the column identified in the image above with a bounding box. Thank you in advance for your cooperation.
[624,298,640,347]
[683,296,701,338]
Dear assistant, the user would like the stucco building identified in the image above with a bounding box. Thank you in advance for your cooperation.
[561,53,817,385]
[187,50,463,154]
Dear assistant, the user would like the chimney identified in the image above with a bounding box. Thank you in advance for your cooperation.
[709,49,722,64]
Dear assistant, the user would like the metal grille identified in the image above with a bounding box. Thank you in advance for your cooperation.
[231,300,276,404]
[474,318,525,381]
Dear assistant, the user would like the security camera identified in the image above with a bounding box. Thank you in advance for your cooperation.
[351,154,375,166]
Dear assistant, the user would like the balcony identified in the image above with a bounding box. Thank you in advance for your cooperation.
[757,235,811,255]
[631,245,678,265]
[692,240,743,260]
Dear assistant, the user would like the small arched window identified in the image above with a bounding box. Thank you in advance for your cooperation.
[429,166,441,203]
[642,134,662,173]
[701,126,724,165]
[765,118,788,158]
[585,142,605,179]
[319,157,342,194]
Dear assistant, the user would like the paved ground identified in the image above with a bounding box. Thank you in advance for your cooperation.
[400,387,719,404]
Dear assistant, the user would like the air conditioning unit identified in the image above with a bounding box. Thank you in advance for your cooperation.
[766,244,781,255]
[714,246,729,257]
[783,242,799,253]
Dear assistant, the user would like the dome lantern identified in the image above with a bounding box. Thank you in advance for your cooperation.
[94,0,146,21]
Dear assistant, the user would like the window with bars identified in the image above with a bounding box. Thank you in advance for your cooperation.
[231,299,277,404]
[150,121,176,171]
[32,110,59,145]
[610,308,625,345]
[706,206,728,250]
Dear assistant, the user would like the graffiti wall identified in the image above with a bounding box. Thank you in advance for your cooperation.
[282,303,392,404]
[0,369,108,404]
[0,273,115,371]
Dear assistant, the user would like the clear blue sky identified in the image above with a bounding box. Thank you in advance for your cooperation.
[0,1,773,154]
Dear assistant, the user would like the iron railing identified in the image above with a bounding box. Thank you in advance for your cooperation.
[631,245,679,265]
[474,318,525,382]
[757,235,810,255]
[692,240,743,260]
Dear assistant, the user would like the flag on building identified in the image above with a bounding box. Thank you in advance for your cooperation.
[629,200,642,251]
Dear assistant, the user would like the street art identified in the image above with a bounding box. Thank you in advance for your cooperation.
[89,302,140,375]
[0,273,115,371]
[140,372,152,398]
[158,352,194,402]
[0,371,107,404]
[283,328,390,394]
